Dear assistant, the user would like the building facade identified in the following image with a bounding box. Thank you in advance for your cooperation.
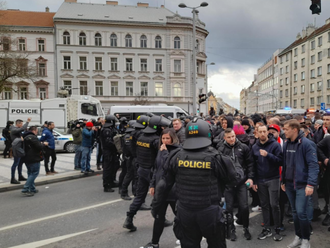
[0,9,56,100]
[54,0,208,113]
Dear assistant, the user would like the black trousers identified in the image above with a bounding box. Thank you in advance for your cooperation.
[128,167,151,216]
[120,156,137,196]
[96,142,103,165]
[224,184,249,229]
[174,204,226,248]
[103,150,117,188]
[118,157,128,188]
[152,201,176,244]
[4,142,11,157]
[44,147,56,173]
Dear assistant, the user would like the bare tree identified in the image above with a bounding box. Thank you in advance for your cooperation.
[132,93,149,105]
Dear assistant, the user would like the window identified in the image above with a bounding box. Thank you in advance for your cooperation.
[294,61,297,69]
[110,58,118,71]
[294,48,298,56]
[301,98,305,107]
[294,74,297,82]
[79,56,87,70]
[125,34,132,47]
[328,79,330,89]
[317,81,322,90]
[110,34,117,47]
[328,64,330,73]
[80,81,88,95]
[318,36,322,46]
[301,85,305,93]
[285,77,289,85]
[39,88,46,99]
[286,65,289,73]
[155,82,163,96]
[4,89,12,100]
[126,58,133,71]
[328,48,330,57]
[126,82,133,96]
[280,102,283,108]
[294,86,297,94]
[111,82,118,96]
[285,101,289,106]
[301,58,305,67]
[317,96,322,105]
[311,69,315,78]
[140,35,147,48]
[174,36,180,49]
[95,33,102,46]
[155,35,162,48]
[280,90,283,98]
[318,51,322,61]
[286,54,289,61]
[140,59,147,72]
[311,55,315,64]
[280,56,283,63]
[302,44,305,53]
[18,39,25,51]
[310,97,315,105]
[196,39,200,51]
[20,87,27,99]
[329,32,330,42]
[173,83,182,96]
[38,39,45,51]
[174,60,181,72]
[63,31,70,45]
[63,56,71,70]
[280,68,283,75]
[155,59,162,72]
[64,81,72,91]
[285,89,288,97]
[95,81,103,96]
[328,95,330,104]
[38,63,46,76]
[310,83,315,92]
[18,60,29,76]
[95,57,102,70]
[280,79,283,86]
[140,82,148,96]
[293,99,297,108]
[317,66,322,76]
[311,40,315,50]
[79,32,86,46]
[2,37,10,51]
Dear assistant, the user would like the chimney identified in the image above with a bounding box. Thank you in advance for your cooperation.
[160,5,164,8]
[306,24,316,36]
[65,0,77,2]
[302,28,306,38]
[296,32,301,41]
[106,1,118,5]
[326,18,330,25]
[45,7,50,12]
[137,2,149,7]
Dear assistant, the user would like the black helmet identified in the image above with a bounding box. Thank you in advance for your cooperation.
[143,115,171,134]
[125,120,136,133]
[120,117,128,126]
[183,118,212,150]
[133,115,150,129]
[146,112,155,117]
[104,115,118,128]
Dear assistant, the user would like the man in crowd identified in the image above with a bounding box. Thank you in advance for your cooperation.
[81,121,95,174]
[282,119,319,248]
[172,118,185,144]
[252,124,283,241]
[21,126,47,197]
[40,121,57,175]
[2,120,14,158]
[72,122,83,170]
[10,118,31,184]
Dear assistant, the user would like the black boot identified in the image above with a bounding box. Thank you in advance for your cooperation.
[139,203,151,210]
[123,214,137,231]
[104,187,114,193]
[11,178,21,184]
[121,194,132,201]
[19,175,27,181]
[322,205,329,215]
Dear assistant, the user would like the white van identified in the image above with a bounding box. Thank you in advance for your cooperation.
[110,105,188,120]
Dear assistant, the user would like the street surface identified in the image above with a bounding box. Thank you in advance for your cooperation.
[0,175,329,248]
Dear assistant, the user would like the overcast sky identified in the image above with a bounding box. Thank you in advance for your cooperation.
[4,0,330,109]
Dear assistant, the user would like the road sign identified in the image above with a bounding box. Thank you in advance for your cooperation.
[321,102,325,110]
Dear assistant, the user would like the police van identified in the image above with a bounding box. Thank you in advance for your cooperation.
[110,105,188,120]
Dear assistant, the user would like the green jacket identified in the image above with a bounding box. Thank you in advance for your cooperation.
[72,128,82,145]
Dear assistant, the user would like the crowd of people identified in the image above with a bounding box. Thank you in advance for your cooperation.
[3,109,330,248]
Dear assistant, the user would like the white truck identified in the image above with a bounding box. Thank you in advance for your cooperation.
[0,95,105,129]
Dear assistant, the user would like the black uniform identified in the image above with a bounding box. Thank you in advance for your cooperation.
[152,146,230,248]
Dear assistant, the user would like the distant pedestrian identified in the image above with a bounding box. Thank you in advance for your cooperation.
[2,121,14,158]
[21,126,47,197]
[10,118,31,184]
[172,118,185,144]
[72,123,83,170]
[81,122,95,174]
[40,121,57,175]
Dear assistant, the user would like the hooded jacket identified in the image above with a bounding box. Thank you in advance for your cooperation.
[212,116,234,146]
[282,131,319,188]
[82,127,95,147]
[40,127,55,149]
[23,131,44,164]
[252,136,283,183]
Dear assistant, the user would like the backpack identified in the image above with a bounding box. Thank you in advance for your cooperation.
[12,137,25,157]
[113,134,124,154]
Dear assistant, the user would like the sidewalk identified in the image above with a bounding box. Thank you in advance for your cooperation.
[0,152,102,193]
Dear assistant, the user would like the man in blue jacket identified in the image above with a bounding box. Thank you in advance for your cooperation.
[252,124,283,241]
[40,121,57,175]
[281,119,319,248]
[81,122,95,174]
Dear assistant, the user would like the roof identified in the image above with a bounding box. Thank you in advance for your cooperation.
[0,10,55,27]
[279,21,330,56]
[54,2,175,24]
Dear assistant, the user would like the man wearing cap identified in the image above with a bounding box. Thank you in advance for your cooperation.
[81,122,95,174]
[314,114,330,144]
[252,124,283,241]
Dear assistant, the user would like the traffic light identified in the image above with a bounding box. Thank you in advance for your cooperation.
[198,94,207,104]
[310,0,321,15]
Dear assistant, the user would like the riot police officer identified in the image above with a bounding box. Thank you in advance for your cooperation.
[100,115,119,192]
[152,118,237,248]
[123,115,171,231]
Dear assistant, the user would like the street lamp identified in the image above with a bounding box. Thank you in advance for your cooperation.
[206,62,215,113]
[179,2,209,115]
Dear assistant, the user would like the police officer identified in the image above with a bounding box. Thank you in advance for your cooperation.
[100,115,118,192]
[123,115,171,231]
[152,118,237,248]
[119,117,128,134]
